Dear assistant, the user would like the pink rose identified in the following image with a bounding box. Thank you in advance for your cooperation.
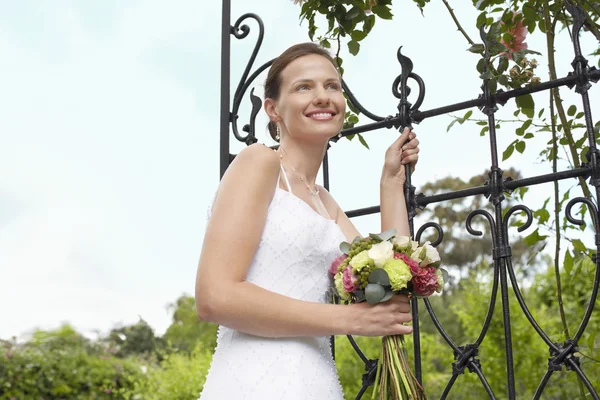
[394,253,421,275]
[412,266,439,297]
[329,254,347,275]
[342,265,360,292]
[500,12,528,59]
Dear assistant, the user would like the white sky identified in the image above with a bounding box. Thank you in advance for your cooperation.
[1,1,597,341]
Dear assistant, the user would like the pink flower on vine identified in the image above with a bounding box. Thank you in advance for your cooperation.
[500,12,528,60]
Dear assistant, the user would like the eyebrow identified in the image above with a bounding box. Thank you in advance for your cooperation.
[291,78,341,86]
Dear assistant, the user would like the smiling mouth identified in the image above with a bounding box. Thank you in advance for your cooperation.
[306,112,336,120]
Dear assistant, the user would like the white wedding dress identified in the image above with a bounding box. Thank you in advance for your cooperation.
[199,166,347,400]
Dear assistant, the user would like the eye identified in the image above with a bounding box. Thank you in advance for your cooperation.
[296,84,310,91]
[326,83,341,90]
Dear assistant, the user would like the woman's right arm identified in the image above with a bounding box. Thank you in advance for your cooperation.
[195,144,412,338]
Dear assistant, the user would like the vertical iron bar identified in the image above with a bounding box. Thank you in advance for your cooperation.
[483,71,516,398]
[404,163,422,386]
[220,0,231,178]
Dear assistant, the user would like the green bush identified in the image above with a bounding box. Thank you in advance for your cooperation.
[128,343,213,400]
[0,333,145,399]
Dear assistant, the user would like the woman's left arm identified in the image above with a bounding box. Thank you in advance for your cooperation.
[322,127,419,241]
[380,128,419,236]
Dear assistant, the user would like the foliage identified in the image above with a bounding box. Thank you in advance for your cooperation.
[129,344,213,400]
[0,324,145,399]
[162,295,218,354]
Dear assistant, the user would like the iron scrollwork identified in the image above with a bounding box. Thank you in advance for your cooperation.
[220,1,600,398]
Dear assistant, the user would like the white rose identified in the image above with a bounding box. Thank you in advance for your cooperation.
[411,240,419,252]
[411,247,424,263]
[393,236,411,251]
[368,241,394,268]
[420,242,441,267]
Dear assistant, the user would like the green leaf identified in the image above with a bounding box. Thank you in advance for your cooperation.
[372,5,393,20]
[464,110,473,120]
[524,133,534,139]
[503,143,515,161]
[351,30,367,42]
[534,208,550,224]
[572,239,587,253]
[365,283,386,304]
[588,328,597,353]
[363,15,375,34]
[564,249,574,275]
[538,108,545,118]
[480,126,489,136]
[439,268,449,288]
[380,290,395,303]
[447,118,458,133]
[340,242,351,254]
[346,5,362,20]
[567,105,577,116]
[523,4,537,22]
[515,94,535,118]
[347,40,360,56]
[357,133,370,149]
[369,228,396,242]
[497,56,509,74]
[516,140,526,153]
[524,228,548,246]
[467,44,485,54]
[368,269,391,286]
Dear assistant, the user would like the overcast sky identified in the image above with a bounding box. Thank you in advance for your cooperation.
[1,1,597,341]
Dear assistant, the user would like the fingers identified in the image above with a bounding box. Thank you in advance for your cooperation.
[392,127,412,149]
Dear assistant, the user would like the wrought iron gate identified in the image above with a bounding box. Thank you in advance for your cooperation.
[218,1,600,398]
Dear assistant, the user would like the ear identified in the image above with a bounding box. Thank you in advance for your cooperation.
[264,98,281,123]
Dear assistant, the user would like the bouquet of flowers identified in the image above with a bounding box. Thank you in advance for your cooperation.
[328,228,447,400]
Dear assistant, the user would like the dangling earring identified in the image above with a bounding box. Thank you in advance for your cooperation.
[275,124,281,141]
[337,132,342,138]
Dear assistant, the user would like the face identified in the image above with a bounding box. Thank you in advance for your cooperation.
[266,54,346,141]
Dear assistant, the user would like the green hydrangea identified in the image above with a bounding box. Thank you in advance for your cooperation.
[350,250,373,274]
[382,258,412,291]
[334,273,351,301]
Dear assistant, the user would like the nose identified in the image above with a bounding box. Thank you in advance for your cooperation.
[313,86,330,106]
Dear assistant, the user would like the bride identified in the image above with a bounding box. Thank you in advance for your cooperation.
[196,42,420,399]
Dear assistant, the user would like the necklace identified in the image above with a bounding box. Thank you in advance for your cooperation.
[276,148,320,196]
[292,167,320,196]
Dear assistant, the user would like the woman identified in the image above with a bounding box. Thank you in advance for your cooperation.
[196,43,420,399]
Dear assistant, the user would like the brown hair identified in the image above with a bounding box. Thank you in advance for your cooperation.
[264,42,339,141]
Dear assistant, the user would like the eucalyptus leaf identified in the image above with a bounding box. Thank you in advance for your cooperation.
[368,268,391,286]
[340,242,351,255]
[365,283,386,304]
[354,289,365,303]
[440,268,449,287]
[352,236,362,244]
[380,290,395,303]
[380,228,397,241]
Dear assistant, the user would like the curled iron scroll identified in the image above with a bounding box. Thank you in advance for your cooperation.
[565,197,599,231]
[466,209,497,243]
[415,222,443,247]
[230,13,270,145]
[392,47,425,112]
[501,204,534,236]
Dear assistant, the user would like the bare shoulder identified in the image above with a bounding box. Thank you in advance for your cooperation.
[220,143,280,193]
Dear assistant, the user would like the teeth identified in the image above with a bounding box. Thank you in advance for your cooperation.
[310,113,333,118]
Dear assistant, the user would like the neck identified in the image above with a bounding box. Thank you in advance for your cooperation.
[278,137,327,186]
